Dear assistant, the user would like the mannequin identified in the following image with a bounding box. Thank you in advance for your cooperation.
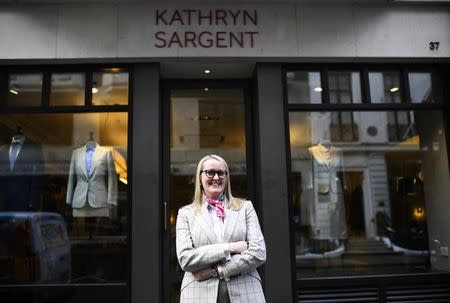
[308,141,347,240]
[0,125,44,211]
[66,131,118,236]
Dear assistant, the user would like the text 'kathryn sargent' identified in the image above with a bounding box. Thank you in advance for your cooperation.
[154,9,259,49]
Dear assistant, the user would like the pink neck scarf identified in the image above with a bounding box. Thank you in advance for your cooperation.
[204,194,225,221]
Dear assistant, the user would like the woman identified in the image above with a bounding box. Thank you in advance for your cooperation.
[176,154,266,303]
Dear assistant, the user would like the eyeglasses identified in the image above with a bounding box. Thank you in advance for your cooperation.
[201,170,228,179]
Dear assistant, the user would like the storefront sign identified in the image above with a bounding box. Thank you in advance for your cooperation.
[154,9,259,48]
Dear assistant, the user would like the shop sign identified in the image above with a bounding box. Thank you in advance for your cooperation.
[154,9,259,48]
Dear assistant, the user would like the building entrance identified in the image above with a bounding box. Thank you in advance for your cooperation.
[161,80,253,302]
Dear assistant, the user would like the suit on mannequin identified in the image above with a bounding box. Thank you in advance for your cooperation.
[0,135,44,211]
[66,142,118,217]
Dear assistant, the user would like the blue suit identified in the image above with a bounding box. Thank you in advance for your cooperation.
[0,141,44,211]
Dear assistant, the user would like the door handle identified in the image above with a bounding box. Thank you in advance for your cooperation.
[163,202,168,231]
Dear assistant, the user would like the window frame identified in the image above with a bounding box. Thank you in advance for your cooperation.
[283,63,449,284]
[0,64,132,295]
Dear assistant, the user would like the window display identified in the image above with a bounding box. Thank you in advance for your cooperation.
[0,112,128,284]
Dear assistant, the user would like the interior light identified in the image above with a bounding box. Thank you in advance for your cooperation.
[204,87,209,92]
[204,69,211,74]
[9,89,18,95]
[92,87,99,94]
[314,87,323,92]
[390,87,399,93]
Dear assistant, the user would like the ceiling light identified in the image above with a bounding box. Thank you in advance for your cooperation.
[92,87,99,94]
[314,87,323,92]
[9,89,18,95]
[204,69,211,74]
[390,87,399,93]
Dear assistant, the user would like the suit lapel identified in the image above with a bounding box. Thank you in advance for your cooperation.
[194,202,217,244]
[223,202,239,243]
[80,147,88,178]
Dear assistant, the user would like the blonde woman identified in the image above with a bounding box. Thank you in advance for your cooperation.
[176,155,266,303]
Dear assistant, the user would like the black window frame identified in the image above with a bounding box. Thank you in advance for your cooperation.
[283,63,450,289]
[0,63,132,301]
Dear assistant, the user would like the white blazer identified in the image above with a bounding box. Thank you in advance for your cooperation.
[66,145,118,209]
[176,200,266,303]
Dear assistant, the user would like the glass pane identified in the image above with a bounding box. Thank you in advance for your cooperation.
[168,88,247,294]
[409,72,434,104]
[7,73,43,107]
[289,110,448,278]
[0,112,128,284]
[287,71,322,104]
[92,71,129,106]
[329,71,361,104]
[369,71,401,104]
[50,73,85,106]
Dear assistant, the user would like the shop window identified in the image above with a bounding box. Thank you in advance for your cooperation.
[50,73,85,106]
[289,110,448,278]
[387,111,416,142]
[409,72,434,104]
[369,71,402,104]
[329,71,361,104]
[0,112,128,284]
[330,112,359,142]
[286,71,322,104]
[7,73,43,107]
[92,70,129,106]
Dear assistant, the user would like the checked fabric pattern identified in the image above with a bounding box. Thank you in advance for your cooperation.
[176,200,266,303]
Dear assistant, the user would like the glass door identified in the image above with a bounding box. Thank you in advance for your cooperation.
[162,81,253,302]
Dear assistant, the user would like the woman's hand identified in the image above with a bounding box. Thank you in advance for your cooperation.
[229,241,248,254]
[193,267,213,281]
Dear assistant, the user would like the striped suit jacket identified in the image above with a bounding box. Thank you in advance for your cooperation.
[176,200,266,303]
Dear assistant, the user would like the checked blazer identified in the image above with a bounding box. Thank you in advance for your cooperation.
[176,200,266,303]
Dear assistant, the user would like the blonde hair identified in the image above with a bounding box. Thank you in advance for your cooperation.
[192,154,244,214]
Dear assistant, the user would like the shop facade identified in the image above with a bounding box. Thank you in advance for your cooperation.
[0,2,450,302]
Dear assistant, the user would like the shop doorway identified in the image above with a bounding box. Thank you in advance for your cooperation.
[341,171,366,239]
[161,80,254,303]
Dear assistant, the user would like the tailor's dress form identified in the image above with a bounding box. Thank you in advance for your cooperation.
[308,144,347,240]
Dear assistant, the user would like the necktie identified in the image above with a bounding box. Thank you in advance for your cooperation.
[10,141,21,172]
[204,194,225,221]
[86,146,95,176]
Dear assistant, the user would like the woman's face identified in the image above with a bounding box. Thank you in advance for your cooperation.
[201,158,227,199]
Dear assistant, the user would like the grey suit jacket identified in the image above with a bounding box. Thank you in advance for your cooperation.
[176,200,266,303]
[66,145,118,209]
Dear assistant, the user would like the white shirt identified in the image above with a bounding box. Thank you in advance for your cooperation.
[206,201,231,280]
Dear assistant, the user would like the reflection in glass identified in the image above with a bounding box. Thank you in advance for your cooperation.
[50,73,85,106]
[168,88,247,295]
[92,71,129,106]
[369,71,401,104]
[7,73,43,107]
[329,71,361,104]
[289,111,447,277]
[287,71,322,104]
[0,113,128,284]
[409,72,433,104]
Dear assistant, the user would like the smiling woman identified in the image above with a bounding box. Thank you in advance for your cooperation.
[176,155,266,303]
